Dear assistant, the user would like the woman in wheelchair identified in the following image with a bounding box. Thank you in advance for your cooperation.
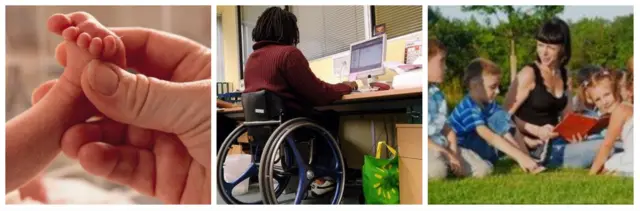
[217,7,358,204]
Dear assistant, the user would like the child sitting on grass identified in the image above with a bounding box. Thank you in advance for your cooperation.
[570,65,632,144]
[573,65,602,117]
[427,39,492,179]
[584,69,633,177]
[448,58,546,174]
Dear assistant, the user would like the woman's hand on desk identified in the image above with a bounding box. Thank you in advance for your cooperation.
[342,81,358,91]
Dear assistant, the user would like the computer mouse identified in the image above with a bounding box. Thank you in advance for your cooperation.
[370,82,391,91]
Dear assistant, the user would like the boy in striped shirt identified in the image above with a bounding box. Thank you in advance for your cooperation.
[448,58,546,174]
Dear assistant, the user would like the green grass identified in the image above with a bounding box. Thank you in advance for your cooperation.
[433,78,633,204]
[428,159,634,204]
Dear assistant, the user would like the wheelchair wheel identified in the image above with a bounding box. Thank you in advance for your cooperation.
[216,124,291,204]
[259,118,346,204]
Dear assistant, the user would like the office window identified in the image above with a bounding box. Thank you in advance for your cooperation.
[291,6,365,60]
[216,15,225,82]
[373,6,422,39]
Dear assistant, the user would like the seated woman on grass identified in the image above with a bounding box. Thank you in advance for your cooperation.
[503,17,605,169]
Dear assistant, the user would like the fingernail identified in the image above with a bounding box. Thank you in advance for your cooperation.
[88,60,119,95]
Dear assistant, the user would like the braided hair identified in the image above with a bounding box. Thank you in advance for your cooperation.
[252,7,300,45]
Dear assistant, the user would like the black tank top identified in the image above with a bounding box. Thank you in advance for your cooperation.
[514,63,568,127]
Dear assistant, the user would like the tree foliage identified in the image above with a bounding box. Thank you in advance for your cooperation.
[428,6,633,108]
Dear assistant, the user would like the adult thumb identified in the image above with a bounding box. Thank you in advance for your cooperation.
[80,59,211,136]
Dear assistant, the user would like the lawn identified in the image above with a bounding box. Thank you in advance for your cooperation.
[428,159,634,204]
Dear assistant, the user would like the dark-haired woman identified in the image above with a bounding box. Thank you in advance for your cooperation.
[242,7,358,196]
[504,17,605,169]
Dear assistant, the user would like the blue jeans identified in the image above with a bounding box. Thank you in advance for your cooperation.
[545,138,604,168]
[459,109,512,164]
[461,109,619,168]
[543,135,623,169]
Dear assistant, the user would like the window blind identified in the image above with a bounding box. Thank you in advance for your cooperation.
[374,6,422,39]
[292,6,365,60]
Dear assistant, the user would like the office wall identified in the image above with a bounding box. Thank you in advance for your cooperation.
[216,7,421,168]
[217,6,241,90]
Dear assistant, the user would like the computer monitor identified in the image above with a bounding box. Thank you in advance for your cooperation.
[349,34,387,80]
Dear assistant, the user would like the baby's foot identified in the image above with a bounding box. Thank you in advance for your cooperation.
[47,12,126,87]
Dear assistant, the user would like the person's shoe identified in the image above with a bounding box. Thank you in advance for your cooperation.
[309,179,335,197]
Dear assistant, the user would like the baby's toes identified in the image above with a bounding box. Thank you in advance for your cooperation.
[89,38,104,57]
[61,27,79,41]
[102,35,118,58]
[47,13,72,35]
[69,12,94,26]
[76,20,111,39]
[76,32,92,49]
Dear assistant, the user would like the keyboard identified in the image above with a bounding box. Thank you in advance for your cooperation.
[354,87,380,93]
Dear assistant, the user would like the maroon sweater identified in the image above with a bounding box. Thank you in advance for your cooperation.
[243,41,352,111]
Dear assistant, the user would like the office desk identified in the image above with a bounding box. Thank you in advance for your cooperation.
[218,87,422,119]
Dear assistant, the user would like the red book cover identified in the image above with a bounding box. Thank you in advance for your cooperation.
[554,113,610,142]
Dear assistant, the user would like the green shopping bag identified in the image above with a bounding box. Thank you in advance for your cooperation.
[362,141,399,204]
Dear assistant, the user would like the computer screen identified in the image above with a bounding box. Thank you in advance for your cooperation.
[349,36,384,74]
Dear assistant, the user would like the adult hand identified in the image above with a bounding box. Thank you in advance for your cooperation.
[537,124,558,141]
[524,136,543,148]
[33,27,211,204]
[342,81,358,90]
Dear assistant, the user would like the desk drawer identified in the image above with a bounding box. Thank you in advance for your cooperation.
[396,124,422,160]
[399,157,422,204]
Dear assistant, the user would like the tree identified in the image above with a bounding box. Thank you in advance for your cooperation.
[428,6,632,108]
[428,6,442,26]
[461,6,564,81]
[608,15,634,69]
[569,18,614,70]
[569,15,633,71]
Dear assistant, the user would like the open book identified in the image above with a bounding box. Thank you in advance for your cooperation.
[554,113,610,142]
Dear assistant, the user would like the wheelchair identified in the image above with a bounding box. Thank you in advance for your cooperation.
[217,90,346,204]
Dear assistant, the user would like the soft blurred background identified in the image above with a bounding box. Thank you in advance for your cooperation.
[5,5,211,204]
